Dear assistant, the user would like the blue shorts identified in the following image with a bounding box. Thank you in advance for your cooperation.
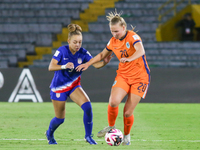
[50,85,81,101]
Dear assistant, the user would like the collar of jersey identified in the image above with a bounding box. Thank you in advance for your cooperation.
[119,31,128,41]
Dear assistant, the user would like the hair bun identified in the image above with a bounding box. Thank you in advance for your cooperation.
[68,24,82,33]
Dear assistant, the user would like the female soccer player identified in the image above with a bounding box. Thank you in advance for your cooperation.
[76,10,151,145]
[45,24,111,145]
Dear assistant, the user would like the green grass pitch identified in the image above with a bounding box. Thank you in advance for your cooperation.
[0,102,199,150]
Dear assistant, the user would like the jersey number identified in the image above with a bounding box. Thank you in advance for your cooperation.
[68,68,73,72]
[137,83,147,93]
[120,50,129,58]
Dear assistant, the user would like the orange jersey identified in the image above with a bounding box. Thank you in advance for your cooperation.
[106,30,150,79]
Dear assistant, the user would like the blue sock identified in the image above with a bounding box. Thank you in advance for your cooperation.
[47,117,65,137]
[81,102,93,138]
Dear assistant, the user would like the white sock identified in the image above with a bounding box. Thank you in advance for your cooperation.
[124,134,130,140]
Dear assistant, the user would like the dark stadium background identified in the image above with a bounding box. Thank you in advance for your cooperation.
[0,0,200,103]
[0,67,199,103]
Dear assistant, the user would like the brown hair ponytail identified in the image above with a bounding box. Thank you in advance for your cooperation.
[68,24,82,39]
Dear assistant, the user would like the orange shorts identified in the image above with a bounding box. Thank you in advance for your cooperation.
[112,75,150,99]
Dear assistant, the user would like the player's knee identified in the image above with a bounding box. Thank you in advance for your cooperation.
[109,99,120,107]
[81,102,92,116]
[123,111,132,118]
[85,106,92,116]
[109,103,117,107]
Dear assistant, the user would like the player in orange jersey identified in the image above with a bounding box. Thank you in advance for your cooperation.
[76,10,150,145]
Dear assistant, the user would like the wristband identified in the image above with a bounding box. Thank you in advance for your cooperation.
[61,65,66,70]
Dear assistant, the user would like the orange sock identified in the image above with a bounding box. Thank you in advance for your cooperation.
[124,115,134,135]
[107,104,118,126]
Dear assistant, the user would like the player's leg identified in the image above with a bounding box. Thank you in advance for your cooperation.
[97,87,127,138]
[46,91,67,144]
[122,79,149,145]
[108,76,130,127]
[122,93,141,145]
[108,87,127,126]
[70,86,97,145]
[97,76,129,138]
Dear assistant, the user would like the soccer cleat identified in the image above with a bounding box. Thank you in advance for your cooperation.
[122,134,131,146]
[85,135,98,145]
[45,130,57,144]
[97,126,115,138]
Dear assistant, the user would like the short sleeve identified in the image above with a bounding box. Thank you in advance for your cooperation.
[83,50,93,63]
[131,34,142,46]
[52,47,62,62]
[106,39,112,51]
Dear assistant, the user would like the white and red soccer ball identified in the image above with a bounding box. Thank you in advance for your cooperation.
[105,129,123,146]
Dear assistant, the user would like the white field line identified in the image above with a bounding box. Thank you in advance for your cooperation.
[0,139,200,142]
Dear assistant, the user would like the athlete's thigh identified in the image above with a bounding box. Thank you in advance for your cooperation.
[112,75,130,93]
[123,93,141,117]
[109,87,127,107]
[52,100,66,119]
[109,76,129,107]
[69,87,90,107]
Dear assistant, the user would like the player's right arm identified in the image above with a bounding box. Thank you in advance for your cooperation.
[76,48,111,71]
[48,58,74,71]
[92,52,113,69]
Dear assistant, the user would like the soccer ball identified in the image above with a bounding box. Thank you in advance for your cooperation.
[0,72,4,89]
[105,129,123,146]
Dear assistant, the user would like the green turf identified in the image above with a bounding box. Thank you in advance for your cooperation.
[0,102,199,150]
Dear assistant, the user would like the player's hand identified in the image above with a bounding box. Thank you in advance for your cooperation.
[103,53,114,64]
[66,62,74,69]
[120,58,130,63]
[76,63,89,72]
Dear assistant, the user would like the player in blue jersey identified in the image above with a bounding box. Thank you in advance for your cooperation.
[45,24,112,145]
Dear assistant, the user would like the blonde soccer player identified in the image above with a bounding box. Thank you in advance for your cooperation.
[76,10,151,145]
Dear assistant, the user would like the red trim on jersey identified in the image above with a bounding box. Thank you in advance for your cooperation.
[54,77,81,93]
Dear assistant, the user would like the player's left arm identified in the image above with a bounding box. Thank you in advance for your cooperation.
[120,42,145,63]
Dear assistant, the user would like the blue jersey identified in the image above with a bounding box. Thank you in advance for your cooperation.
[50,45,92,93]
